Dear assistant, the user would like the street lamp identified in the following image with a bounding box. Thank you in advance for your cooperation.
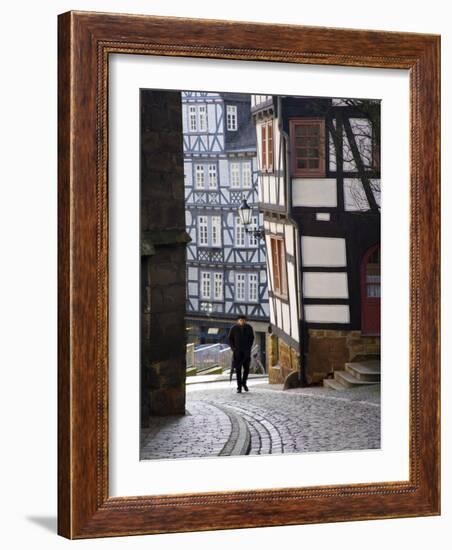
[238,197,265,239]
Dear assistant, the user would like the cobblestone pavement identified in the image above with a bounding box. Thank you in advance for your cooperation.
[141,400,231,460]
[140,379,380,460]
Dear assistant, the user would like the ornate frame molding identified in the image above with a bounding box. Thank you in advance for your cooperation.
[58,11,440,538]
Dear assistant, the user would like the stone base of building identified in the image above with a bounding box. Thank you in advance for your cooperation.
[146,358,186,418]
[306,329,380,384]
[140,89,187,424]
[267,333,301,385]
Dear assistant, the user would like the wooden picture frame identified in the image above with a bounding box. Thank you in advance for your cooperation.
[58,11,440,539]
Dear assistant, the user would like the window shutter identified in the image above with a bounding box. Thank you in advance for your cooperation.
[278,240,287,295]
[268,122,273,171]
[271,238,281,294]
[261,124,267,170]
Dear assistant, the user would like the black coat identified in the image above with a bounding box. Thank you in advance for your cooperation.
[228,323,254,356]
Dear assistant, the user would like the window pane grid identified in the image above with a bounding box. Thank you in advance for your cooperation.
[198,105,207,132]
[227,105,237,131]
[249,274,258,302]
[366,284,380,298]
[211,216,222,247]
[249,216,258,247]
[231,163,240,188]
[214,273,223,300]
[208,164,217,188]
[201,272,211,299]
[198,216,208,246]
[236,273,246,301]
[291,119,325,176]
[195,165,204,188]
[242,162,252,188]
[235,217,245,247]
[189,105,197,132]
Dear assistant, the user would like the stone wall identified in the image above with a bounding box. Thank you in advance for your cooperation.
[267,333,300,385]
[267,334,281,384]
[306,329,380,384]
[140,90,189,423]
[279,340,297,381]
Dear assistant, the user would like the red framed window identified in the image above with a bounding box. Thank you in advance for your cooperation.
[261,120,274,172]
[290,118,326,177]
[270,237,287,297]
[361,243,380,335]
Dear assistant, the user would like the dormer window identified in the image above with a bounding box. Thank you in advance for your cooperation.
[290,118,326,177]
[226,105,238,131]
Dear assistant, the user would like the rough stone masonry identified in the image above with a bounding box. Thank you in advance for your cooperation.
[140,90,190,423]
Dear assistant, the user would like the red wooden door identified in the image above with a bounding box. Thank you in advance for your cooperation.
[361,244,380,335]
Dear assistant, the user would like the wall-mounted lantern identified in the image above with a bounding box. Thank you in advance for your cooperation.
[238,198,265,239]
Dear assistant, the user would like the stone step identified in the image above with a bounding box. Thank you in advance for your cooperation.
[345,361,381,382]
[323,378,348,391]
[334,369,380,388]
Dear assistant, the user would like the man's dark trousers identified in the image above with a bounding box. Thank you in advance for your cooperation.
[233,350,250,390]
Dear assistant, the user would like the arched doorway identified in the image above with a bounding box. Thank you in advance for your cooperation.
[361,243,380,335]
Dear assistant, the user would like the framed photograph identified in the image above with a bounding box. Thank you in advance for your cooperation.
[58,11,440,539]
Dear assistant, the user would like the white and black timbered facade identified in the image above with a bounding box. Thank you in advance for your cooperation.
[251,94,381,385]
[182,92,269,347]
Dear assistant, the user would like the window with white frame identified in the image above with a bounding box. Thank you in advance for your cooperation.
[198,215,222,247]
[198,216,209,246]
[188,104,208,132]
[235,216,258,248]
[198,105,207,132]
[201,272,211,299]
[226,105,238,131]
[229,161,252,189]
[230,163,241,188]
[211,216,222,247]
[235,273,259,303]
[248,216,259,247]
[248,273,258,302]
[195,165,205,189]
[200,271,223,301]
[235,273,246,301]
[194,163,217,189]
[213,272,223,300]
[242,162,252,188]
[235,217,246,247]
[189,105,197,132]
[208,165,217,189]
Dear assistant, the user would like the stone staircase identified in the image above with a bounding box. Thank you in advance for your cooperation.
[323,359,380,390]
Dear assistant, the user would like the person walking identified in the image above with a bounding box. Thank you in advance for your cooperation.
[228,314,254,393]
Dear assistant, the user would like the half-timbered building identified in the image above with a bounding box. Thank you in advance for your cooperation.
[251,94,380,385]
[182,92,269,355]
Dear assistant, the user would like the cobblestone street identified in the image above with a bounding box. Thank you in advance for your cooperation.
[140,378,380,460]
